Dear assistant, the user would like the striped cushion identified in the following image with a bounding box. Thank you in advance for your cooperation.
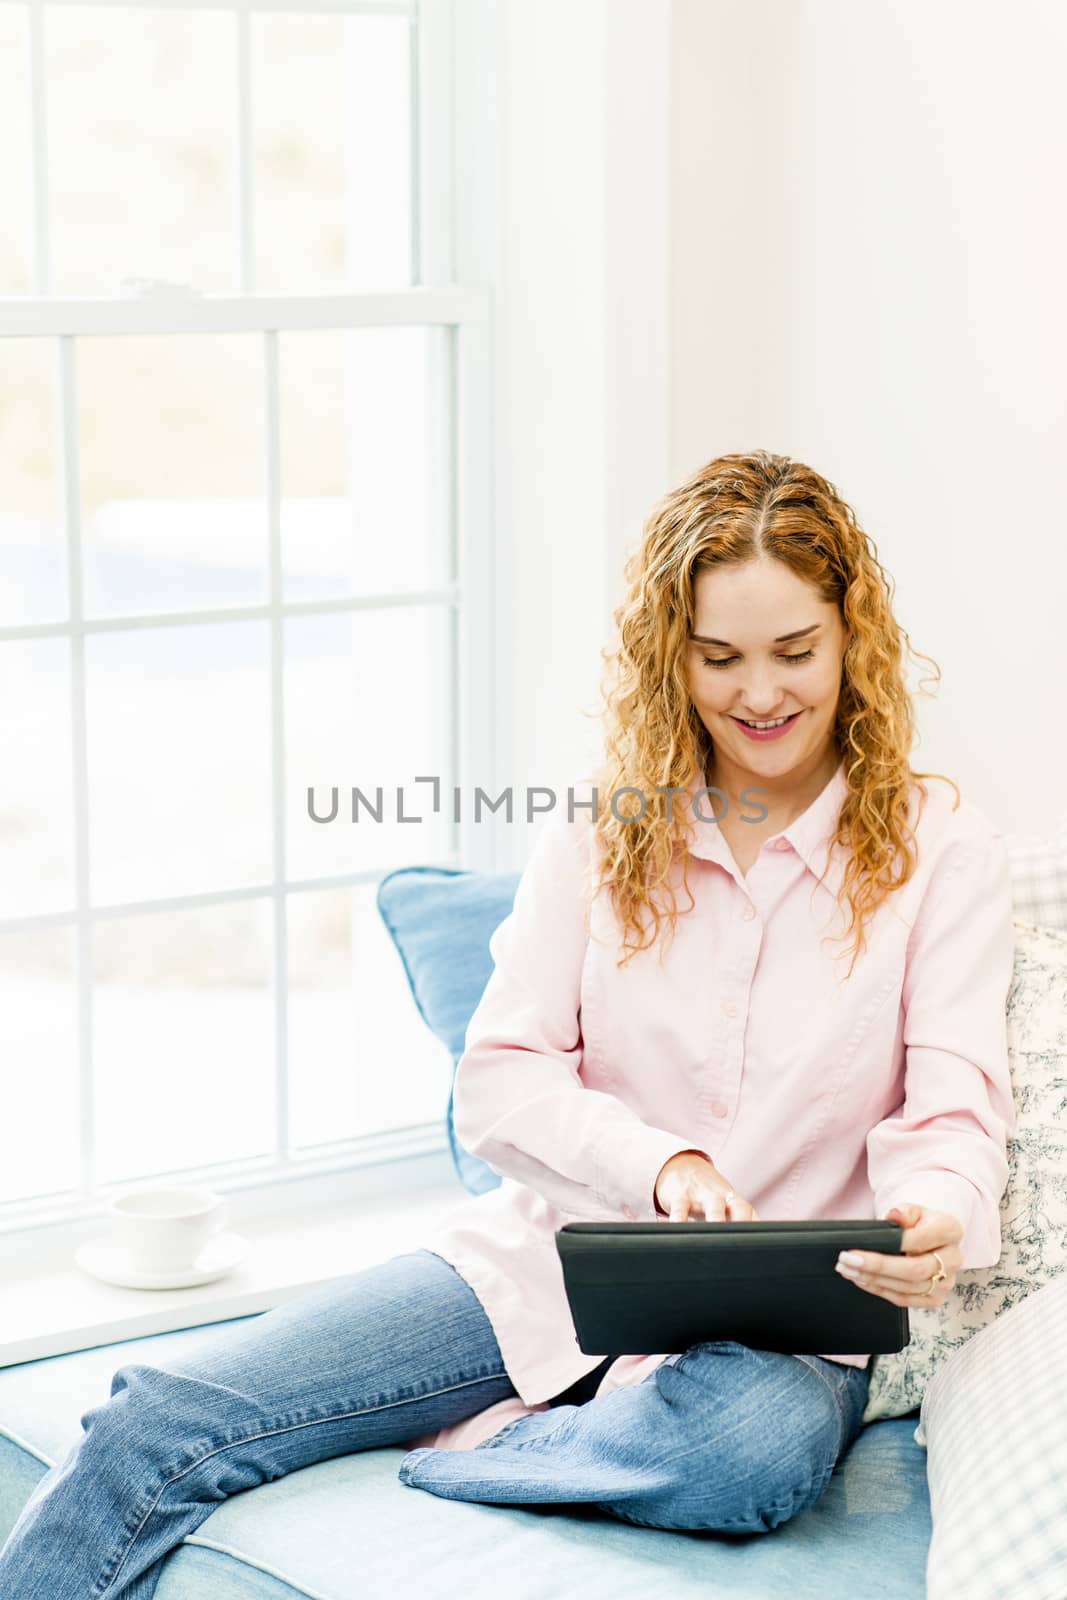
[921,1274,1067,1600]
[1007,813,1067,933]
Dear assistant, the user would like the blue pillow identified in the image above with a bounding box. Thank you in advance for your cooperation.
[375,865,522,1195]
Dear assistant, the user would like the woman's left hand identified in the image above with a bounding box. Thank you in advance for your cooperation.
[834,1202,962,1309]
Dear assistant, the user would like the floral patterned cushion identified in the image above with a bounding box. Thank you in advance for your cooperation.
[862,918,1067,1423]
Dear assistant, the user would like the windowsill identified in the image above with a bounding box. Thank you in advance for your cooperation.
[0,1149,471,1369]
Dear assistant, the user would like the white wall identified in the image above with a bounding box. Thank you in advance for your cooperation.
[671,0,1067,834]
[670,0,767,469]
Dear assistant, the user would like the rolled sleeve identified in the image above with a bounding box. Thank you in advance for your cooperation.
[867,831,1017,1268]
[451,805,707,1221]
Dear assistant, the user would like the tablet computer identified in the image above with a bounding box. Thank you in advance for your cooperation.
[556,1219,910,1356]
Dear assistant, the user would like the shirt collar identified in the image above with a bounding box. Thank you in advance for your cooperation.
[681,757,849,887]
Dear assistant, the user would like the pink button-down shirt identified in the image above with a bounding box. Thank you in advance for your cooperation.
[405,758,1015,1452]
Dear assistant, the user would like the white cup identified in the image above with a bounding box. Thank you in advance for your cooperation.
[106,1186,228,1274]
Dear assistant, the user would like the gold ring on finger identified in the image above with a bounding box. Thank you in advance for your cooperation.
[927,1250,949,1294]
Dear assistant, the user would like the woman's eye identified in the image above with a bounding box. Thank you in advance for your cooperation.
[701,650,815,669]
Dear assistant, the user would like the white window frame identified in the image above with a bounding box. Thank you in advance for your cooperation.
[0,0,496,1236]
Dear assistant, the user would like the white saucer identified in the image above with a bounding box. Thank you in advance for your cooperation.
[74,1230,250,1290]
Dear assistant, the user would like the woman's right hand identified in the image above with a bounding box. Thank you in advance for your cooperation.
[654,1151,761,1222]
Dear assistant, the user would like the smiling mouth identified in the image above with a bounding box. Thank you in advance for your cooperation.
[732,712,802,729]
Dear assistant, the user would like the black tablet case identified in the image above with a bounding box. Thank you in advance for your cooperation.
[556,1219,910,1356]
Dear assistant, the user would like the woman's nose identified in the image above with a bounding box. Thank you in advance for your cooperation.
[735,671,787,710]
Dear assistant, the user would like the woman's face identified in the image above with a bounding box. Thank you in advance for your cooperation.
[686,557,851,781]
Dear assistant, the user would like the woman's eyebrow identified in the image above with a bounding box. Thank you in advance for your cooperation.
[688,623,822,646]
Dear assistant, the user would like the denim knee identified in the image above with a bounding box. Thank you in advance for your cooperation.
[77,1363,227,1489]
[603,1344,845,1534]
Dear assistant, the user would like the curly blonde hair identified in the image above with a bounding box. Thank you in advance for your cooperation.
[583,449,959,980]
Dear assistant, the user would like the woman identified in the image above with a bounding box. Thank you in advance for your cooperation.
[0,451,1015,1596]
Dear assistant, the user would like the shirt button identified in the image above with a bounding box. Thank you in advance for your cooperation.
[710,1100,729,1118]
[774,837,790,851]
[742,903,756,921]
[723,1000,737,1017]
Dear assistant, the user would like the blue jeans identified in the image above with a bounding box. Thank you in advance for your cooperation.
[0,1247,869,1598]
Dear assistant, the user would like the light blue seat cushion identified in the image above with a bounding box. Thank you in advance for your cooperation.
[0,1316,930,1598]
[376,865,520,1196]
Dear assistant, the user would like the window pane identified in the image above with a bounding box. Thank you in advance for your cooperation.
[288,883,448,1150]
[278,326,449,601]
[286,605,452,883]
[0,337,66,625]
[44,6,236,295]
[252,11,412,293]
[0,4,32,294]
[0,925,78,1205]
[86,621,272,905]
[77,334,266,618]
[92,899,274,1185]
[0,638,75,917]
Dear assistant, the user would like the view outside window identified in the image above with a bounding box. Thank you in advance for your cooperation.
[0,4,458,1207]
